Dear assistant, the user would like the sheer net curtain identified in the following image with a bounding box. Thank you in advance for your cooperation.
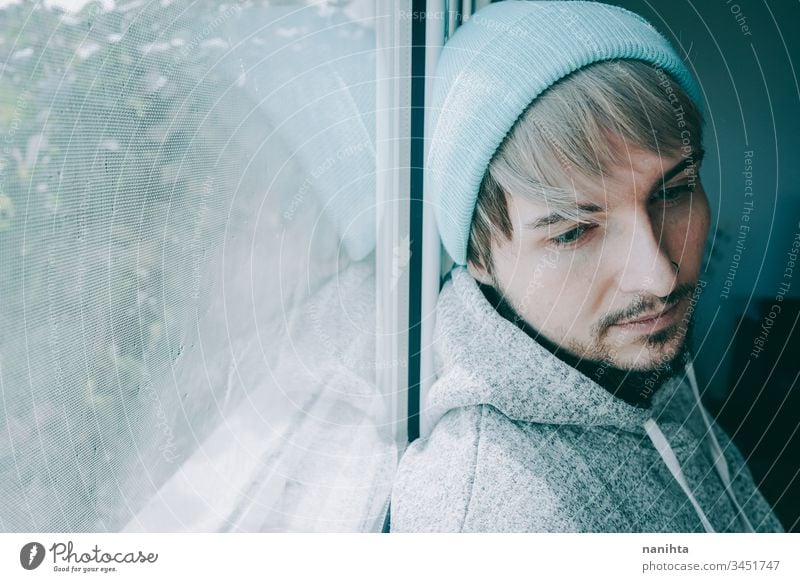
[0,0,396,532]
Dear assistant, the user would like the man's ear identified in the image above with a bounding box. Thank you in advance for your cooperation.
[467,260,494,286]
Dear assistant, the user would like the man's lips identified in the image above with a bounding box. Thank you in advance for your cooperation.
[613,299,681,330]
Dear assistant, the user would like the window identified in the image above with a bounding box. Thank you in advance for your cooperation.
[0,0,418,532]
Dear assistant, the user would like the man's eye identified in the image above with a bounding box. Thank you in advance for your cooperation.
[549,223,594,247]
[653,183,695,205]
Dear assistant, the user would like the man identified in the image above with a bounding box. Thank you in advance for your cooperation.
[390,1,783,532]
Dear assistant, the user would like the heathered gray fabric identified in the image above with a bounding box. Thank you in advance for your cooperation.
[390,267,784,532]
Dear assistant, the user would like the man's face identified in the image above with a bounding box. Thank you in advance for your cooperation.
[469,136,710,372]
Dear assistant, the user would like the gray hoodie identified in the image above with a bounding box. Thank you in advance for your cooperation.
[390,267,783,532]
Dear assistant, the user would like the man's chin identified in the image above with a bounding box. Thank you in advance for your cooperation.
[612,327,691,373]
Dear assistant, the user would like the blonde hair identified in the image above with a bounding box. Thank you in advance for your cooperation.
[467,59,704,272]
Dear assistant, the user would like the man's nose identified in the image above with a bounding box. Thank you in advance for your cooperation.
[616,212,678,298]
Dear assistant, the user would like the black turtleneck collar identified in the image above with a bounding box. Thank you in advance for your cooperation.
[477,282,688,409]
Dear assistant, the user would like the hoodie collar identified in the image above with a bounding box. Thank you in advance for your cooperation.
[424,266,684,432]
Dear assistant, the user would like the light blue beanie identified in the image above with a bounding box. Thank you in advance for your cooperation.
[427,0,702,265]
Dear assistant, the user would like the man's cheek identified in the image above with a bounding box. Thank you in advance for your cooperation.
[516,293,554,329]
[687,191,711,244]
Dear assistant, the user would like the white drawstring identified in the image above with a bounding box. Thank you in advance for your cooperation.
[644,417,716,532]
[686,363,755,532]
[643,363,755,533]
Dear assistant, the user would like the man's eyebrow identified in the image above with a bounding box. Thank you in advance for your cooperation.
[650,148,706,192]
[523,202,603,230]
[522,149,706,231]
